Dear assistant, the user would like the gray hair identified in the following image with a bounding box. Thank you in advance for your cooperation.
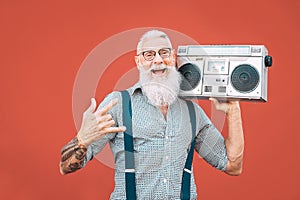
[137,30,172,54]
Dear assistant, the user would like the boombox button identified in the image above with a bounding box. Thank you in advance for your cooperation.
[265,56,273,67]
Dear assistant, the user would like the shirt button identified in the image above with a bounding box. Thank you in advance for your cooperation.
[165,156,169,160]
[165,136,169,139]
[163,178,167,183]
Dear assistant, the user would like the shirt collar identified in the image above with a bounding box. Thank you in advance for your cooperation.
[128,81,143,96]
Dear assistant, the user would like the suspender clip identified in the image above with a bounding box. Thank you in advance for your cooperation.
[184,168,192,174]
[125,168,135,173]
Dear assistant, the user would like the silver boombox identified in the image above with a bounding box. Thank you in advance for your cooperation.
[177,45,272,102]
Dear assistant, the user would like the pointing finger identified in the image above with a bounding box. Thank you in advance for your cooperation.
[100,126,126,134]
[96,98,119,115]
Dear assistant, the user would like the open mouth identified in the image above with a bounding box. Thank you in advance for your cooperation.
[151,68,167,76]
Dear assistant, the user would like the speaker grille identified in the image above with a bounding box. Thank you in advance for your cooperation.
[178,63,201,91]
[231,64,259,93]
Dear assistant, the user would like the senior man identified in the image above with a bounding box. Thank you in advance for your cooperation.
[60,30,244,200]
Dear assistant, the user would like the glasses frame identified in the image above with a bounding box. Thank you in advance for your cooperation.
[138,48,173,61]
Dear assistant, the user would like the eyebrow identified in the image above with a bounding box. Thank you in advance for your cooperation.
[141,47,171,51]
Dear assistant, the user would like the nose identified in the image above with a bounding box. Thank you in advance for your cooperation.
[152,52,163,64]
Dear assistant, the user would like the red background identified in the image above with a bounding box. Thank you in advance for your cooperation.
[1,0,299,199]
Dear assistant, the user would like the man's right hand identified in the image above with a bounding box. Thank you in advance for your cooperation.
[77,98,126,147]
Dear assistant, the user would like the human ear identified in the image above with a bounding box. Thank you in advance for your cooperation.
[170,51,176,67]
[135,55,140,69]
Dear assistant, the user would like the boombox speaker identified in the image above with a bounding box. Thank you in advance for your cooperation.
[177,45,272,102]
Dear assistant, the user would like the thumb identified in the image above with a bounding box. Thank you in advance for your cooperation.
[86,98,97,113]
[209,97,221,110]
[209,97,228,113]
[209,97,218,106]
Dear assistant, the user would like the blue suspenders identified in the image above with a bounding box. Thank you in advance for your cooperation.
[180,101,196,200]
[121,90,137,200]
[121,90,196,200]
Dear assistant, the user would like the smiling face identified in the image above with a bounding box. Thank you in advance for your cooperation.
[135,36,175,78]
[135,31,181,106]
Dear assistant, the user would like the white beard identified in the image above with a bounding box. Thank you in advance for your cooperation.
[139,64,182,107]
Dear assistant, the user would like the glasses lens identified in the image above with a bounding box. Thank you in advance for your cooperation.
[143,51,156,61]
[142,48,171,61]
[158,48,171,58]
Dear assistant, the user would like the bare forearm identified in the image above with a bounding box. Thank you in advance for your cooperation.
[60,137,87,175]
[225,105,244,175]
[208,98,244,175]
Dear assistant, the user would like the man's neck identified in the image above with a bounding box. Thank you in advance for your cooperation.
[159,105,168,119]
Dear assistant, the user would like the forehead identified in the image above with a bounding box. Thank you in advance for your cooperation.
[140,36,172,51]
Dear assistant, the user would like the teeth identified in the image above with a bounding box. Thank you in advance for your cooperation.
[150,69,166,75]
[152,69,166,73]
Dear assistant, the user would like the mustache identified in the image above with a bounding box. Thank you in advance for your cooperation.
[144,64,168,72]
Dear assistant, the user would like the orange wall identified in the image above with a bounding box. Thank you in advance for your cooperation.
[1,0,299,199]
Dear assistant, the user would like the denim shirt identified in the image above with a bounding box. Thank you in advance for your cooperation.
[84,82,228,200]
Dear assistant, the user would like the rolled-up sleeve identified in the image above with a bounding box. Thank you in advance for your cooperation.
[193,104,228,171]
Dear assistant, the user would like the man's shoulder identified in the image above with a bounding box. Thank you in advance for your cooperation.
[126,82,142,96]
[177,98,207,115]
[177,97,198,107]
[104,82,141,101]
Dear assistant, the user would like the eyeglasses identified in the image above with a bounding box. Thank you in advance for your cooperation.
[138,48,172,61]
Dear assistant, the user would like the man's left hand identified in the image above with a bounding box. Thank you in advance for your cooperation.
[209,97,240,115]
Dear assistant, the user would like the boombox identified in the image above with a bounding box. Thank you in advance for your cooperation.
[177,45,272,102]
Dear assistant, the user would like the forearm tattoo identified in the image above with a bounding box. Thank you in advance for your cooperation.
[60,137,87,174]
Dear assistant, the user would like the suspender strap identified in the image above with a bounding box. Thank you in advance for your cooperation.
[121,91,196,200]
[180,101,196,200]
[121,90,137,200]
